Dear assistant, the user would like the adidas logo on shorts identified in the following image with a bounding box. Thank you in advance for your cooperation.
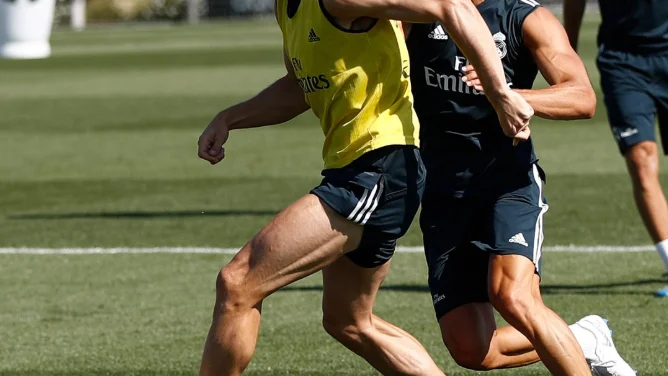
[509,233,529,247]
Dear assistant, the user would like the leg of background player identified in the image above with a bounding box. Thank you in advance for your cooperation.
[624,141,668,291]
[199,195,362,376]
[440,302,539,370]
[487,254,591,376]
[322,257,445,376]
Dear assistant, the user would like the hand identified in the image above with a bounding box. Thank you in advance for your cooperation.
[490,88,534,146]
[198,112,230,165]
[462,65,533,145]
[461,65,484,92]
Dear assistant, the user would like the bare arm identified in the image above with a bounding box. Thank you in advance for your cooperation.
[197,50,309,164]
[218,50,310,131]
[517,8,595,120]
[462,8,595,120]
[562,0,586,51]
[324,0,507,99]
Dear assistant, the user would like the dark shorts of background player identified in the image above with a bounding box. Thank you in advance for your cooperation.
[597,48,668,155]
[311,145,426,268]
[420,164,548,320]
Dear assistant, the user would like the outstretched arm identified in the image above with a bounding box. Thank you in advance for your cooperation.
[197,50,310,164]
[462,8,595,120]
[323,0,533,142]
[216,50,309,132]
[562,0,587,51]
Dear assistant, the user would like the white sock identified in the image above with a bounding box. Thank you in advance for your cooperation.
[656,239,668,273]
[569,323,597,361]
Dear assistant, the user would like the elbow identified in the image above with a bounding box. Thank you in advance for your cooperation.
[576,88,597,119]
[432,0,470,20]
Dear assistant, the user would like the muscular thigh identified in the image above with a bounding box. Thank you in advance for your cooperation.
[226,194,362,300]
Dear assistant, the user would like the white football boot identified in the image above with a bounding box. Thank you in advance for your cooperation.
[571,315,636,376]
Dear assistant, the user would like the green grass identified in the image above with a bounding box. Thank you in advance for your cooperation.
[1,13,667,376]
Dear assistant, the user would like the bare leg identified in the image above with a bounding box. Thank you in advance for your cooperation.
[200,194,363,376]
[440,302,539,370]
[625,141,668,243]
[321,257,445,376]
[488,254,590,376]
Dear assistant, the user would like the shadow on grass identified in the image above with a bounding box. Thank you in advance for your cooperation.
[281,279,665,296]
[8,210,278,220]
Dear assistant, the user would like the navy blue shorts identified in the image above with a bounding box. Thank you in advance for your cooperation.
[311,146,426,268]
[420,164,548,319]
[597,48,668,155]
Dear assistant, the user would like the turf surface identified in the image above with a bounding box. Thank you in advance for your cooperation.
[1,13,667,376]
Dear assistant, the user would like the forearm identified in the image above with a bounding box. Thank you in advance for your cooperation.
[219,75,310,130]
[440,0,508,99]
[563,0,586,50]
[515,84,595,120]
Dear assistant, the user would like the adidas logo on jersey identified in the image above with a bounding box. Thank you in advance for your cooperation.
[308,29,320,42]
[509,233,529,247]
[428,25,448,40]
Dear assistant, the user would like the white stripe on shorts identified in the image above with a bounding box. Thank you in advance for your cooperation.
[532,165,549,271]
[347,188,369,221]
[360,182,383,225]
[354,183,380,224]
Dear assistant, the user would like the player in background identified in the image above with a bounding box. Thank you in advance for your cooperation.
[564,0,668,298]
[406,0,635,374]
[195,0,533,375]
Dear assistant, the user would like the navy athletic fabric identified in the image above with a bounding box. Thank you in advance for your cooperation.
[598,46,668,155]
[407,0,541,198]
[311,146,426,268]
[421,165,548,319]
[597,0,668,55]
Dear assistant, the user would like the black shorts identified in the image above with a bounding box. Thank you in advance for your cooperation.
[420,164,548,320]
[597,48,668,155]
[311,145,426,268]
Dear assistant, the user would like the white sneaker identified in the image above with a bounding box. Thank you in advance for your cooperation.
[571,315,636,376]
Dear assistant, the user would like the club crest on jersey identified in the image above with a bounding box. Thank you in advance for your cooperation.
[428,25,448,40]
[493,32,507,59]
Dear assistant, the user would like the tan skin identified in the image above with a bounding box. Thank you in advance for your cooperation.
[407,4,595,375]
[196,0,537,375]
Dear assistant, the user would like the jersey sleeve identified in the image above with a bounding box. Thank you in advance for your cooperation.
[508,0,542,50]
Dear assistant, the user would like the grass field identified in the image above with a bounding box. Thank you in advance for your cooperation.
[1,13,667,376]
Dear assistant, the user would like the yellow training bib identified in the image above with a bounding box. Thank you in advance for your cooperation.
[276,0,420,169]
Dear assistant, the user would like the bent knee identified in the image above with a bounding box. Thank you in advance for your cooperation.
[215,264,257,310]
[445,340,494,371]
[489,289,536,322]
[322,314,361,343]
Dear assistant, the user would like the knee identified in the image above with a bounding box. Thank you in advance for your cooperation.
[322,314,359,344]
[444,338,494,371]
[214,264,256,312]
[488,289,535,326]
[626,144,659,188]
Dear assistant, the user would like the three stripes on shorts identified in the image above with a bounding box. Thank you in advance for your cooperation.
[347,182,384,225]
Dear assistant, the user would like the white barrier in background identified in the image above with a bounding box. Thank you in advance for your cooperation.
[0,0,55,59]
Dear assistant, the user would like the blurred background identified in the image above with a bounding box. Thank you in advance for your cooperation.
[0,1,666,375]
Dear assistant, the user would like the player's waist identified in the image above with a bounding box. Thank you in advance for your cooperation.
[322,134,419,170]
[598,33,668,55]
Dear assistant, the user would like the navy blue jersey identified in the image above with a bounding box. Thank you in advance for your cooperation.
[598,0,668,54]
[407,0,541,198]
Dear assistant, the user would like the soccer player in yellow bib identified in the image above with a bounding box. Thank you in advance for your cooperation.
[196,0,533,375]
